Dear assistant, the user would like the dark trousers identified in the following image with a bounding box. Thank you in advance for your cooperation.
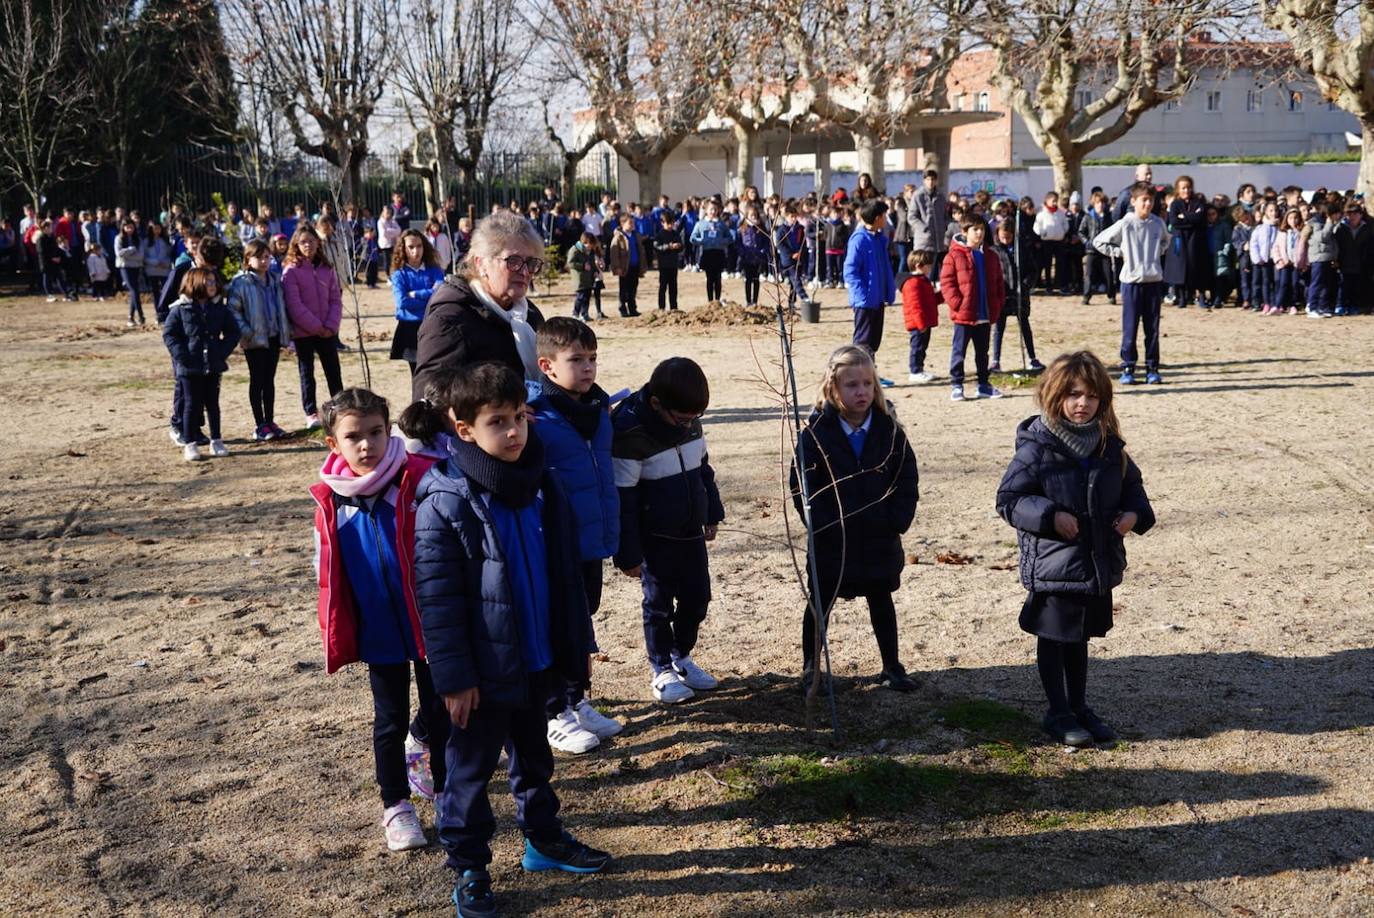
[1338,269,1366,313]
[43,266,70,299]
[438,672,562,872]
[369,659,448,806]
[92,277,112,298]
[120,267,142,320]
[801,585,901,675]
[1236,258,1254,305]
[658,268,679,310]
[1307,261,1333,312]
[365,258,379,288]
[949,323,991,387]
[1064,243,1085,292]
[783,263,809,304]
[742,263,761,306]
[1253,262,1275,307]
[244,338,280,427]
[295,335,344,416]
[907,328,931,374]
[825,253,843,285]
[1039,240,1065,290]
[573,288,591,319]
[618,273,639,315]
[640,538,710,672]
[1120,282,1163,372]
[548,560,604,717]
[378,248,393,277]
[179,373,222,442]
[852,306,885,358]
[993,301,1036,366]
[1275,265,1299,309]
[1037,637,1089,715]
[1083,252,1116,302]
[701,249,725,301]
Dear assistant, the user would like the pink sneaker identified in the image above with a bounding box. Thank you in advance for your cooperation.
[404,733,435,800]
[382,800,427,851]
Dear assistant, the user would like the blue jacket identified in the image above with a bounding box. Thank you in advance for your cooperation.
[690,218,734,251]
[333,488,419,664]
[996,416,1156,596]
[527,379,620,562]
[162,296,241,376]
[736,223,771,267]
[413,445,593,704]
[391,264,445,323]
[611,389,725,570]
[845,225,895,309]
[774,221,806,266]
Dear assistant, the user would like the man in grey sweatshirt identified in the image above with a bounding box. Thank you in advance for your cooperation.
[1093,182,1172,385]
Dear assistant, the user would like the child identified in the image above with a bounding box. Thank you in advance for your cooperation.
[1032,191,1069,293]
[776,206,815,308]
[362,227,381,289]
[311,388,447,853]
[1334,201,1371,316]
[390,229,446,376]
[1231,206,1255,311]
[995,350,1155,746]
[114,220,144,321]
[1091,183,1171,385]
[1248,203,1280,314]
[613,357,724,704]
[690,200,733,303]
[941,213,1005,401]
[609,213,644,317]
[412,363,611,914]
[227,239,291,441]
[86,243,111,301]
[844,199,896,387]
[283,225,345,428]
[1081,191,1117,305]
[1205,205,1234,309]
[822,205,849,287]
[528,318,624,753]
[736,205,770,307]
[162,267,240,461]
[569,232,605,321]
[654,210,683,311]
[142,222,173,302]
[992,219,1042,373]
[377,206,402,279]
[1270,208,1307,316]
[898,250,942,383]
[1304,202,1339,318]
[790,345,920,693]
[38,225,73,304]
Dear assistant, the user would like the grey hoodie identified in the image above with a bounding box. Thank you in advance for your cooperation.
[1306,215,1337,264]
[1092,213,1171,284]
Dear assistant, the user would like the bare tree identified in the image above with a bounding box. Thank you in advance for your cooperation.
[775,0,970,191]
[222,0,397,204]
[1263,0,1374,196]
[0,0,94,209]
[976,0,1218,197]
[711,15,802,196]
[542,0,723,202]
[395,0,519,214]
[541,100,603,205]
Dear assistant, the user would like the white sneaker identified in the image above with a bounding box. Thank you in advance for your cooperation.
[381,800,427,851]
[651,669,695,704]
[183,443,204,462]
[169,427,187,447]
[672,656,719,690]
[305,413,322,430]
[573,698,624,738]
[209,439,229,458]
[547,709,601,753]
[46,296,57,303]
[908,371,934,384]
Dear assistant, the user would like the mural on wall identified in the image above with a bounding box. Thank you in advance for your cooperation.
[949,172,1030,199]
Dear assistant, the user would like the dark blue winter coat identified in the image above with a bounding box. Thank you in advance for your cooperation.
[790,404,919,594]
[527,379,620,562]
[611,389,725,571]
[412,449,593,706]
[161,296,241,376]
[996,416,1155,596]
[736,223,771,267]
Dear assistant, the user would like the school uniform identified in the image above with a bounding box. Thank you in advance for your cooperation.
[1092,213,1170,375]
[845,224,896,358]
[162,295,240,443]
[1334,218,1373,314]
[1305,217,1337,314]
[1249,221,1279,309]
[654,226,682,310]
[226,270,291,430]
[736,223,770,306]
[992,239,1037,367]
[1232,223,1255,306]
[390,264,446,373]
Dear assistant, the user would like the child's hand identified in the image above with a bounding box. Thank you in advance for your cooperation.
[444,688,480,729]
[619,565,641,578]
[1114,511,1138,536]
[703,524,718,541]
[1053,511,1079,540]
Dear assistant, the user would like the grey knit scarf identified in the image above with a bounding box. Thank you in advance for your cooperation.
[1043,414,1101,459]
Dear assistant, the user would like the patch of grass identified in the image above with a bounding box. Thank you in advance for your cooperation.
[977,741,1034,777]
[988,371,1038,391]
[938,698,1033,735]
[101,377,164,391]
[719,754,962,818]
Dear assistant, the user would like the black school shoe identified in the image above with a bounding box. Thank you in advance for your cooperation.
[1073,707,1118,744]
[452,869,496,918]
[522,832,612,874]
[875,668,920,693]
[1043,712,1093,747]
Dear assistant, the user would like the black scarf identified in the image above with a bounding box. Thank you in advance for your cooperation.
[540,377,607,441]
[447,429,546,508]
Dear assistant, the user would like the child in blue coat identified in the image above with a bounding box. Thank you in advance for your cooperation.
[528,318,623,752]
[996,351,1155,747]
[389,229,446,375]
[162,267,240,461]
[844,199,897,387]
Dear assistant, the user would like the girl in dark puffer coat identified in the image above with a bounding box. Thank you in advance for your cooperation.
[996,351,1155,747]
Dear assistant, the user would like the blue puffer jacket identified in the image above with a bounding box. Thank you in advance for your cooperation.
[162,296,241,376]
[391,264,446,323]
[413,446,593,705]
[527,379,619,561]
[996,416,1155,596]
[845,225,896,309]
[611,389,725,570]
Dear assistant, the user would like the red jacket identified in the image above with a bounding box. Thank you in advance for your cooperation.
[899,272,943,332]
[310,453,435,674]
[940,236,1005,325]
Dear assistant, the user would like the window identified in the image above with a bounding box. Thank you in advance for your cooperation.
[1076,90,1093,109]
[1165,98,1181,112]
[976,91,990,112]
[1289,90,1303,112]
[1246,89,1264,113]
[1206,91,1222,112]
[952,93,964,112]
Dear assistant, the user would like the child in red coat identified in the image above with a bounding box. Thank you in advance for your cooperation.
[899,250,943,383]
[940,214,1005,401]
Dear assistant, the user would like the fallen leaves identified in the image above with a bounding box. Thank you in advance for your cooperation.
[936,551,976,566]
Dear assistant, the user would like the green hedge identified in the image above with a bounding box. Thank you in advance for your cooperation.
[1084,154,1191,165]
[1196,151,1359,164]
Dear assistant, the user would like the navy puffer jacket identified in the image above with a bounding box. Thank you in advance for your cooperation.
[527,380,619,562]
[996,416,1155,595]
[162,296,241,376]
[790,404,919,593]
[413,454,593,706]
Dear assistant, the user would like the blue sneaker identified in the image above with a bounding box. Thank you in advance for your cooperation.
[878,377,895,388]
[1335,306,1349,317]
[1119,370,1136,386]
[1145,371,1163,385]
[977,384,1004,399]
[521,832,612,874]
[452,870,496,918]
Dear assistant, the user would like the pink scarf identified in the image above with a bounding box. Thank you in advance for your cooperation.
[319,435,407,498]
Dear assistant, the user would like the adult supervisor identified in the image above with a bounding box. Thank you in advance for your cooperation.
[1114,163,1165,221]
[411,209,547,401]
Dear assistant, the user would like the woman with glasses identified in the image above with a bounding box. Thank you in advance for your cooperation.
[412,210,548,402]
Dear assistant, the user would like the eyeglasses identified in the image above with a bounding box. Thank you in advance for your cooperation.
[664,408,703,427]
[499,254,544,274]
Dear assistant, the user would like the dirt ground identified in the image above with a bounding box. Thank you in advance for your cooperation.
[2,268,1373,918]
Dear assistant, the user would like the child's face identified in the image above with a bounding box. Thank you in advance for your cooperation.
[247,250,271,274]
[1133,194,1153,220]
[834,366,875,418]
[1062,381,1100,425]
[326,412,389,475]
[540,344,597,395]
[649,396,702,431]
[454,402,528,463]
[965,223,986,248]
[1045,195,1058,208]
[998,226,1014,247]
[403,235,425,264]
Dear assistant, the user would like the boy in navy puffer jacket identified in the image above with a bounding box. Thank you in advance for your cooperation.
[528,318,624,754]
[612,357,725,705]
[413,362,610,917]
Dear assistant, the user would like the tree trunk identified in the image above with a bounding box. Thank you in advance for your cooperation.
[731,121,757,197]
[851,129,885,193]
[1047,145,1084,201]
[1360,117,1374,201]
[629,152,666,204]
[560,157,580,204]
